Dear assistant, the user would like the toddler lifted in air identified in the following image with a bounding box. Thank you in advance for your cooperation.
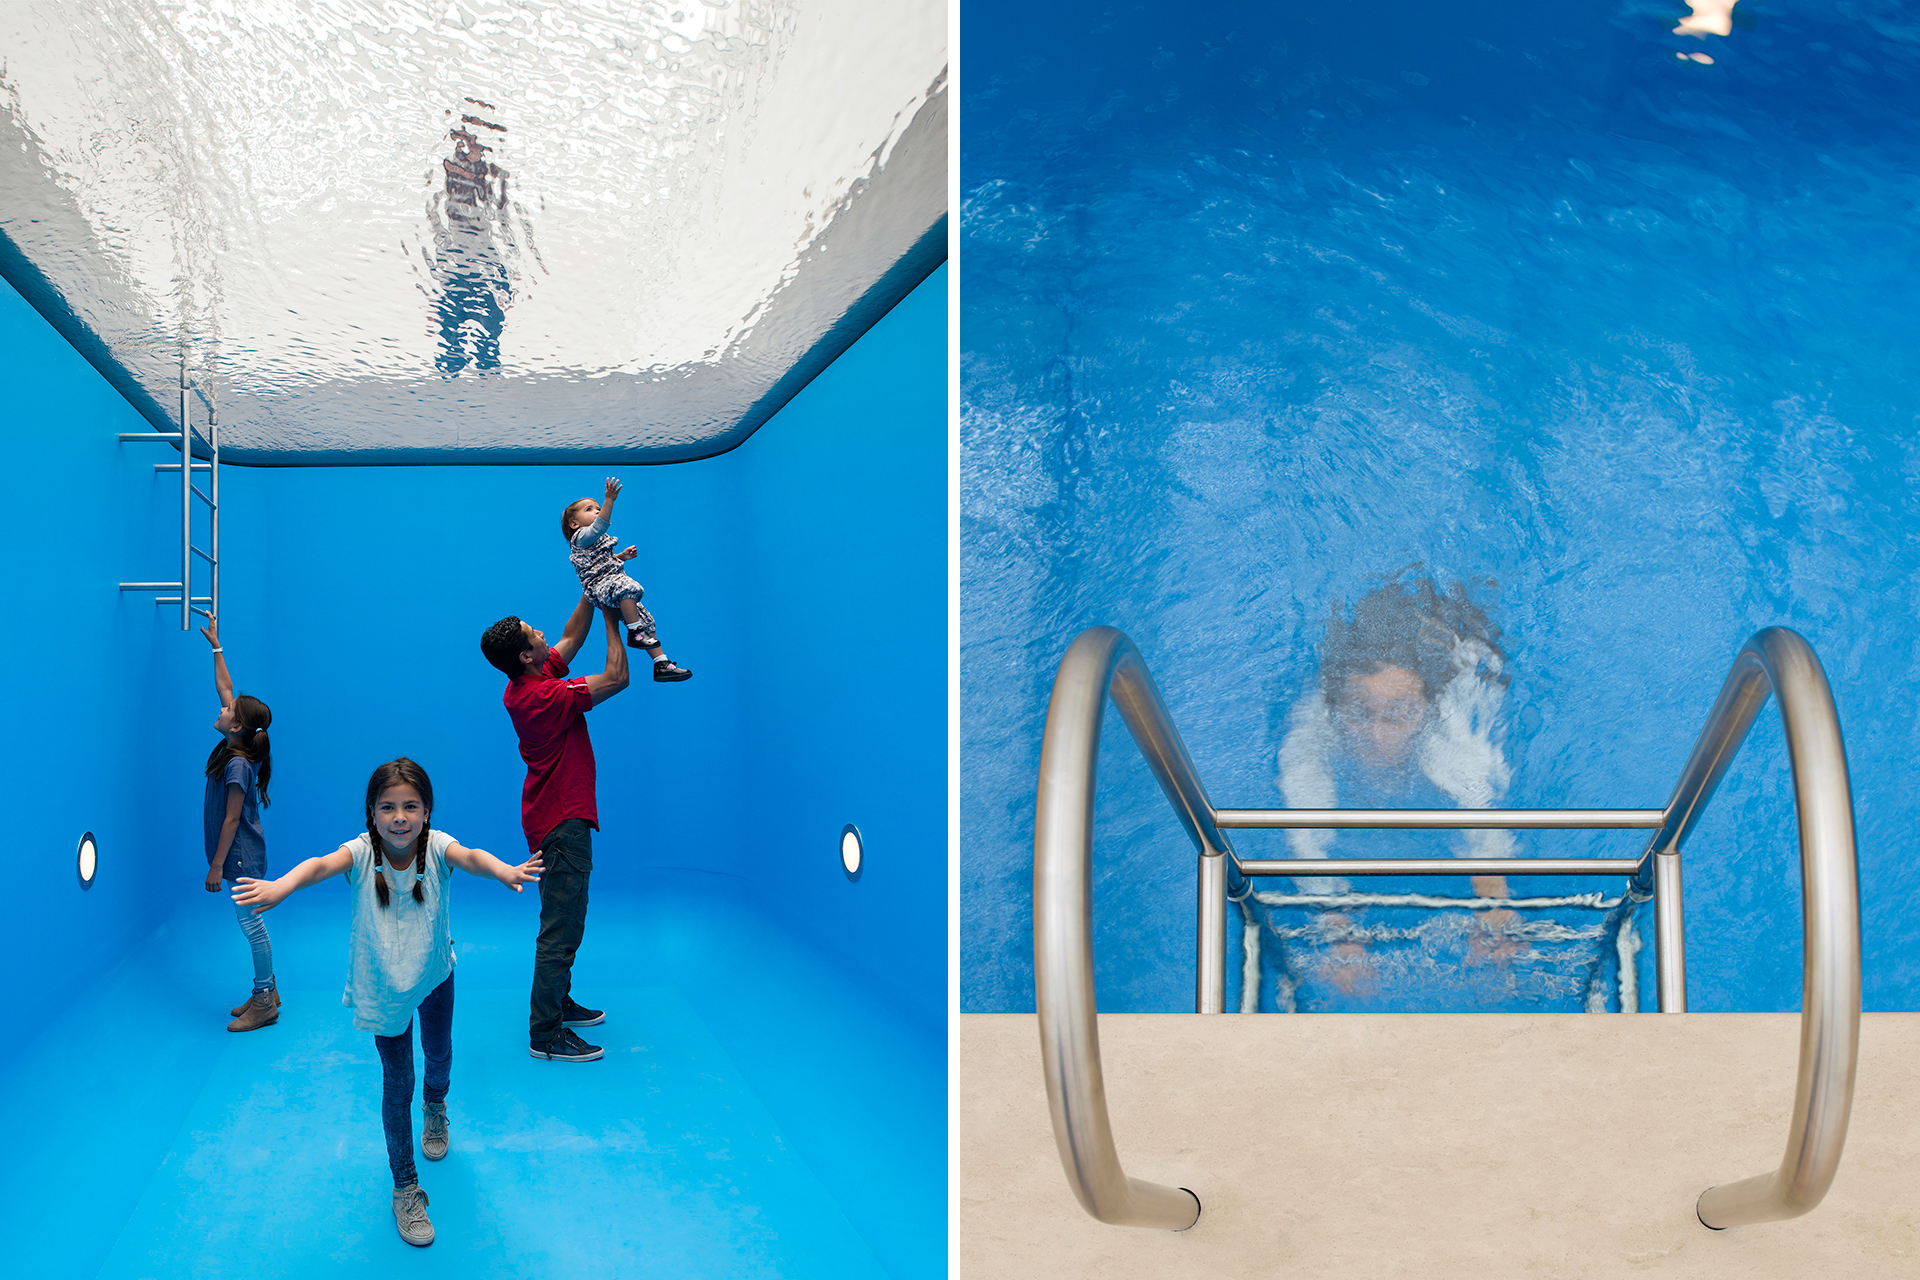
[562,476,692,682]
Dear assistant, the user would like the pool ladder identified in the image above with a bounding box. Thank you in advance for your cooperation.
[118,358,219,628]
[1033,625,1861,1233]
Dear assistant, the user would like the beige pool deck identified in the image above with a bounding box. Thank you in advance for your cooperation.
[961,1012,1920,1278]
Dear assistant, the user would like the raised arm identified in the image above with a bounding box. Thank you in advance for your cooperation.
[599,475,622,523]
[445,840,544,892]
[550,594,595,666]
[231,846,354,915]
[583,607,631,706]
[201,622,234,709]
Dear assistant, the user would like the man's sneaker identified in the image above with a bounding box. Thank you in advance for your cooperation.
[230,988,281,1018]
[392,1183,434,1247]
[421,1101,449,1161]
[529,1028,604,1062]
[653,659,692,683]
[227,989,279,1033]
[561,998,605,1028]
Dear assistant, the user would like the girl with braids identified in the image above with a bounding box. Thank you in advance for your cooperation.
[199,622,278,1033]
[231,758,542,1248]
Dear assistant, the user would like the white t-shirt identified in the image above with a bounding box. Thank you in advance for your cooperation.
[340,830,457,1036]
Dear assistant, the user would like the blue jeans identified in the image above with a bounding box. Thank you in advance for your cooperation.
[529,819,593,1042]
[374,973,454,1189]
[226,880,274,993]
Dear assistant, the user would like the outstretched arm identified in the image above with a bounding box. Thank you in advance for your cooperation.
[232,846,354,915]
[445,841,543,892]
[551,594,594,666]
[201,622,234,709]
[599,475,622,523]
[583,607,631,706]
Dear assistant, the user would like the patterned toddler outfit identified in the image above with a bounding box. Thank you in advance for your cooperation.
[569,516,656,647]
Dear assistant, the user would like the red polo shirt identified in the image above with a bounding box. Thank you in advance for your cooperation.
[503,648,597,852]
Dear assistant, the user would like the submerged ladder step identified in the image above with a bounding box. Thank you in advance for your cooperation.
[1215,808,1665,830]
[1234,856,1645,877]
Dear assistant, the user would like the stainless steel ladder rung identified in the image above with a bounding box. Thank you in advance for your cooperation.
[117,360,219,630]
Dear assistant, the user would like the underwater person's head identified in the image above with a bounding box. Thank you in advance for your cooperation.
[1320,571,1504,770]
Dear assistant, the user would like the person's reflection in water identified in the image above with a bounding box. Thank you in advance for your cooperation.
[429,100,514,375]
[1274,572,1521,997]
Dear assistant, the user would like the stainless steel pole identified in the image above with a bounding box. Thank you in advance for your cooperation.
[1654,852,1687,1012]
[209,393,219,623]
[1034,626,1204,1230]
[1196,851,1226,1014]
[1684,628,1861,1230]
[179,362,190,632]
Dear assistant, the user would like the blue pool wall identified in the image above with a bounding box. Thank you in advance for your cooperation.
[2,263,946,1044]
[960,1,1920,1015]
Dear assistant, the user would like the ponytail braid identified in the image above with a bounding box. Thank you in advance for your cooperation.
[366,819,429,907]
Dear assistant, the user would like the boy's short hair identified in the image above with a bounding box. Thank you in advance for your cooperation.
[480,616,531,676]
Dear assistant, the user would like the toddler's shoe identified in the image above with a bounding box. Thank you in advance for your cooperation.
[653,659,692,682]
[228,989,279,1033]
[421,1100,449,1161]
[562,997,605,1028]
[529,1028,604,1062]
[392,1183,434,1247]
[230,987,281,1018]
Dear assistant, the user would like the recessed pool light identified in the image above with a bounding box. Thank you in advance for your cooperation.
[840,824,863,881]
[77,831,97,889]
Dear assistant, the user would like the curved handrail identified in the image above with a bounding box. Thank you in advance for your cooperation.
[1033,627,1209,1229]
[1031,624,1859,1234]
[1664,628,1862,1230]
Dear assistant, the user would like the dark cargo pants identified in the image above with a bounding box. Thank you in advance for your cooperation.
[529,817,592,1043]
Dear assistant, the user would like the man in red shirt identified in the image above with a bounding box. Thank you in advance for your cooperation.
[480,597,630,1061]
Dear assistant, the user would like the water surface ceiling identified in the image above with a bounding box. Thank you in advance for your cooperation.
[1,0,946,462]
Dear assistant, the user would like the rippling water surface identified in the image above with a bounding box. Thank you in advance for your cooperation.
[961,0,1920,1013]
[0,0,945,459]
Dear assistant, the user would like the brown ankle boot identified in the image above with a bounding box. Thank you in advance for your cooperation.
[230,988,282,1018]
[228,989,280,1032]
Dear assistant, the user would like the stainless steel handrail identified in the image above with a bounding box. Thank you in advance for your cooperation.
[1666,628,1862,1230]
[1033,626,1209,1229]
[1032,624,1859,1234]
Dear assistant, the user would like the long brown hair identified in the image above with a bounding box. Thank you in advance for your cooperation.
[204,694,273,807]
[364,757,433,907]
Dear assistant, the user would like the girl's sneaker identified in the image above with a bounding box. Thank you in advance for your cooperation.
[653,659,692,682]
[392,1184,434,1246]
[421,1101,449,1161]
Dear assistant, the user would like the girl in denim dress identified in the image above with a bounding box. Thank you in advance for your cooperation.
[200,622,277,1033]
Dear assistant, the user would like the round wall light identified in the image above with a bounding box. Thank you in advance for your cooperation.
[76,831,98,890]
[840,824,863,881]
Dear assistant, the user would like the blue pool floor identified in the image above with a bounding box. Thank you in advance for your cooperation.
[0,870,942,1278]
